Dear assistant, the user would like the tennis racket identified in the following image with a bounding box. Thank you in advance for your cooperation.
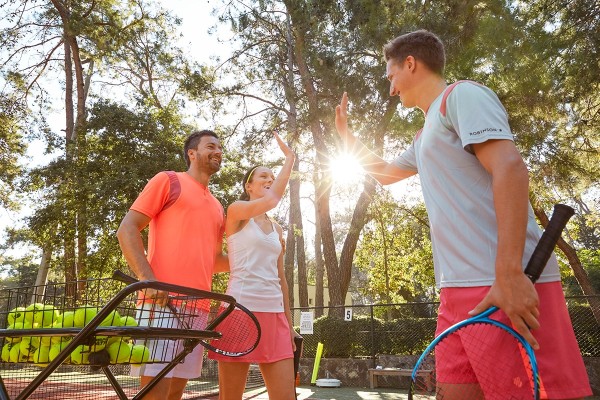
[409,203,575,399]
[113,270,261,357]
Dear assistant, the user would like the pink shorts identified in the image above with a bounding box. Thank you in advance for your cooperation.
[209,311,293,364]
[437,282,592,399]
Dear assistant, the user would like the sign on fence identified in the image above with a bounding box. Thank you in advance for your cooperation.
[300,311,314,334]
[344,308,353,321]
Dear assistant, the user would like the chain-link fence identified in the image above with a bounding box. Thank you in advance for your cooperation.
[292,295,600,361]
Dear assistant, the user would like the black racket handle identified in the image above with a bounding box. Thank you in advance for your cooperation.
[524,204,575,283]
[113,270,138,284]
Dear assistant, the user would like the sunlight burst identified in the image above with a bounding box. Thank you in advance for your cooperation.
[328,153,364,186]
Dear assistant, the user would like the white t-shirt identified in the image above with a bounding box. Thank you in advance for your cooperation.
[226,218,284,312]
[393,81,560,288]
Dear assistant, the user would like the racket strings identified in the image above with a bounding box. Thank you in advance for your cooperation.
[204,303,260,357]
[411,322,536,399]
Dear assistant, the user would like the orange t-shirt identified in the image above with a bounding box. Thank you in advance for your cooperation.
[130,171,225,291]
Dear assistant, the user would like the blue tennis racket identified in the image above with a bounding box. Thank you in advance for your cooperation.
[409,204,575,399]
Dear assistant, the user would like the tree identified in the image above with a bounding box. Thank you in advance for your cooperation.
[1,0,214,292]
[0,83,26,210]
[354,192,434,309]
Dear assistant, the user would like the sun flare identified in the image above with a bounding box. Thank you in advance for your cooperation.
[329,153,364,186]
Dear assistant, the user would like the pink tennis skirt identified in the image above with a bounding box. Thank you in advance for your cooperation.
[209,311,294,363]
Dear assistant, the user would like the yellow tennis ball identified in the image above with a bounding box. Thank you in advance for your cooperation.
[130,344,150,365]
[120,316,138,327]
[5,322,25,344]
[19,336,39,357]
[9,344,28,363]
[70,345,90,365]
[48,341,70,362]
[99,310,121,327]
[7,307,26,325]
[74,305,98,327]
[23,303,45,324]
[86,336,108,352]
[1,343,14,362]
[39,335,52,347]
[32,346,51,365]
[38,305,59,327]
[107,341,132,364]
[52,311,75,328]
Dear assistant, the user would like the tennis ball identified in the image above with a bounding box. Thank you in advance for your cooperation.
[52,311,75,328]
[23,303,45,324]
[19,336,40,357]
[7,307,27,325]
[5,322,25,343]
[130,344,150,365]
[37,304,59,327]
[32,346,51,365]
[51,335,72,346]
[86,336,108,352]
[70,345,90,365]
[74,305,98,327]
[99,310,121,327]
[106,337,123,347]
[9,344,28,363]
[1,343,14,362]
[39,335,52,347]
[107,341,132,364]
[48,341,70,362]
[120,316,138,327]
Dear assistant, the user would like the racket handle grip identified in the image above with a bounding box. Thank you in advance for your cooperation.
[112,270,139,284]
[524,204,575,283]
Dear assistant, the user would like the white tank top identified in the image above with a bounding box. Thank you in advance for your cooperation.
[226,218,284,312]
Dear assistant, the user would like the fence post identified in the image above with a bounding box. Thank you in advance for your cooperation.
[370,304,376,368]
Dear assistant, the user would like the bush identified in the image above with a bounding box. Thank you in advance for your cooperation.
[299,315,437,358]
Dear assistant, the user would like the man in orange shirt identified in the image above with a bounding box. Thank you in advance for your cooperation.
[117,130,228,400]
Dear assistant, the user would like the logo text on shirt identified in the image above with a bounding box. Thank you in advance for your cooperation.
[469,127,501,136]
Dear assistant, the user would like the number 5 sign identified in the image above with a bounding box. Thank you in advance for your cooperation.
[344,308,353,321]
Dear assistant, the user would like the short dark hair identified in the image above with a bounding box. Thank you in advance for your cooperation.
[183,130,219,168]
[383,30,445,75]
[239,165,261,201]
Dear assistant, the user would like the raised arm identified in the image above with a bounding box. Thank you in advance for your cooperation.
[227,132,295,222]
[335,92,415,185]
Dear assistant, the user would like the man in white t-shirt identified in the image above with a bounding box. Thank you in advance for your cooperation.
[335,29,591,399]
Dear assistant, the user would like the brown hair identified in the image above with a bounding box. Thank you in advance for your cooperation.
[183,130,219,168]
[239,165,261,201]
[383,30,445,75]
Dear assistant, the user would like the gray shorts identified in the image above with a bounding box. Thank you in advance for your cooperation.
[130,303,208,379]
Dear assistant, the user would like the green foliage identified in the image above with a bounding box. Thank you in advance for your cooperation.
[0,91,26,210]
[0,255,38,289]
[564,249,600,295]
[355,192,435,304]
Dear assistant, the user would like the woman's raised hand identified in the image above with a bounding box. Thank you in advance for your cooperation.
[273,131,295,158]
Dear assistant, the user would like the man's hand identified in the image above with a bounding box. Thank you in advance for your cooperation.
[140,287,169,308]
[469,272,540,349]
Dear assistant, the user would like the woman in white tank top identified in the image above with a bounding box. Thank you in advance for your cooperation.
[213,132,299,400]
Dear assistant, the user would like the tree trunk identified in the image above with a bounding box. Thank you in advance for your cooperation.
[534,205,600,324]
[282,11,298,309]
[291,159,309,307]
[32,244,52,303]
[62,33,77,302]
[313,180,325,318]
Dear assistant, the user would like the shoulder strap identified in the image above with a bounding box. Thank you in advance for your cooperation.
[161,171,181,212]
[440,80,483,117]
